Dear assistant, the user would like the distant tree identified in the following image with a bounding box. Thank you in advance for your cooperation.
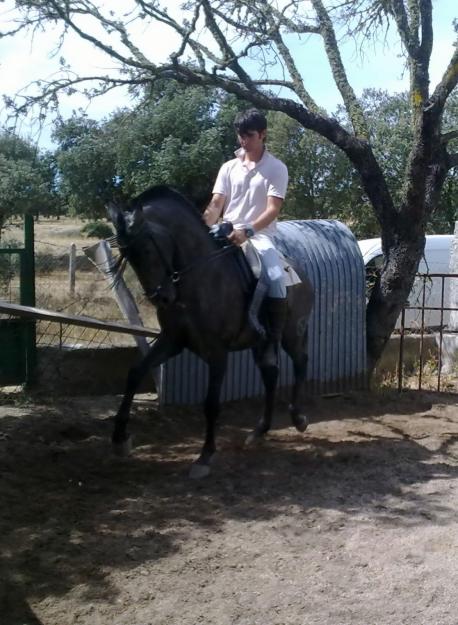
[108,84,230,207]
[53,113,119,218]
[0,131,59,237]
[52,86,248,217]
[432,91,458,233]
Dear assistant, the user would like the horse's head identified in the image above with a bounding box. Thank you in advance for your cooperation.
[107,200,178,307]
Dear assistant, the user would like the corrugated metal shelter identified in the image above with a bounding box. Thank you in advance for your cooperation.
[158,220,367,404]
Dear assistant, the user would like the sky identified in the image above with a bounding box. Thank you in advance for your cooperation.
[0,0,456,149]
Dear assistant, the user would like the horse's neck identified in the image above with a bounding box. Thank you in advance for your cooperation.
[154,209,216,262]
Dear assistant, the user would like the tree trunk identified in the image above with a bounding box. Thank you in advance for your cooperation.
[366,229,426,370]
[365,102,449,369]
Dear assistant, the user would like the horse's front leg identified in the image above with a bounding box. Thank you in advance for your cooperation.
[189,353,227,479]
[112,334,181,456]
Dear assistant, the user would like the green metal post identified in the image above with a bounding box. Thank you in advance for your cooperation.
[20,213,36,384]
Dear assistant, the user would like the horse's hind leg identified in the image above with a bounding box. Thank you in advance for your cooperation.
[190,353,227,479]
[288,351,309,432]
[245,355,278,446]
[112,335,180,456]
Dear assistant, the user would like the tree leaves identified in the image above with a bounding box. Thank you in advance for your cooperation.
[0,132,59,235]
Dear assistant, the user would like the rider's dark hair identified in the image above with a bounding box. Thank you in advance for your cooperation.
[234,108,267,135]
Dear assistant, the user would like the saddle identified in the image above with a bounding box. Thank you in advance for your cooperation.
[242,240,302,288]
[209,222,302,337]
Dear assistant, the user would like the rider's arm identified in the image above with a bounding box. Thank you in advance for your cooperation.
[229,195,283,245]
[252,195,283,232]
[203,193,226,227]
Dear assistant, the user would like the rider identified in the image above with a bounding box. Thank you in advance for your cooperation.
[203,108,288,367]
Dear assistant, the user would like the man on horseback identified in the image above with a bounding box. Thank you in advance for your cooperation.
[204,108,288,368]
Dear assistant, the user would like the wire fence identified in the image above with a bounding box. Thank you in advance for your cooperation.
[375,273,458,394]
[1,216,158,350]
[396,273,458,393]
[0,217,160,394]
[0,224,23,306]
[1,216,457,397]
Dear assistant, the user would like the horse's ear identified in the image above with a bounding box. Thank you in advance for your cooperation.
[121,207,144,237]
[130,207,145,228]
[106,201,130,240]
[106,201,122,228]
[106,201,144,239]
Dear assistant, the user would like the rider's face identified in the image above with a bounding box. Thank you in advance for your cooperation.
[237,129,266,154]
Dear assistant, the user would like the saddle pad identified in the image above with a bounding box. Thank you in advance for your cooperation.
[242,241,301,286]
[281,256,301,287]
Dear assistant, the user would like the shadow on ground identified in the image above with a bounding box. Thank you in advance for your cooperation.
[0,389,457,622]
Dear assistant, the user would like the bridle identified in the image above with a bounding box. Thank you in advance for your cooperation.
[118,219,236,304]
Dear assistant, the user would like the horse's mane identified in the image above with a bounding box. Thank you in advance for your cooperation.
[131,185,205,224]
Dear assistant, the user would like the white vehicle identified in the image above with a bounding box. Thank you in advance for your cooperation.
[358,235,453,329]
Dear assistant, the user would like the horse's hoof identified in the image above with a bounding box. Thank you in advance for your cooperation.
[245,431,263,446]
[293,415,308,433]
[112,435,133,457]
[189,463,211,479]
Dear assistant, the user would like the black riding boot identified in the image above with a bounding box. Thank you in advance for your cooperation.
[262,297,288,368]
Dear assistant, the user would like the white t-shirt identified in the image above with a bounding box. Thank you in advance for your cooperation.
[212,148,288,237]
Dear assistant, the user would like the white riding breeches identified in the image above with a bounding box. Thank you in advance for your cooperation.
[250,233,286,298]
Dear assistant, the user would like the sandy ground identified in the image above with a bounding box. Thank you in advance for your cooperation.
[0,389,458,625]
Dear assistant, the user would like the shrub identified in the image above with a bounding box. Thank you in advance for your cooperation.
[80,221,114,239]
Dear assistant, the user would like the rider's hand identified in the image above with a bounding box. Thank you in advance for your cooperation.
[228,229,247,246]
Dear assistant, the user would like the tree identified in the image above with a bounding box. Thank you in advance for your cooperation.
[3,1,457,367]
[53,113,120,217]
[0,130,59,237]
[52,86,247,217]
[267,110,378,235]
[104,84,236,208]
[432,90,458,233]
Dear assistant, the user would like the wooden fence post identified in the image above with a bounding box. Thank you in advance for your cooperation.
[69,243,76,296]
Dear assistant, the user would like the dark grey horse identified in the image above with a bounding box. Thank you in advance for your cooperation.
[108,185,314,478]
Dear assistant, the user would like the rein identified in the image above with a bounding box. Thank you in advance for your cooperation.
[145,244,236,302]
[119,220,236,303]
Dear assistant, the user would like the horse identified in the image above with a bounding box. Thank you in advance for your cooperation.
[108,185,314,478]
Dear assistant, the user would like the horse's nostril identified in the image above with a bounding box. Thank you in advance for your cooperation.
[160,291,174,306]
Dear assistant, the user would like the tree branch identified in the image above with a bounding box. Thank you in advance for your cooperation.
[136,0,224,68]
[253,0,320,35]
[4,74,149,118]
[271,30,319,110]
[42,0,156,72]
[429,44,458,115]
[441,129,458,144]
[200,0,254,86]
[169,2,205,70]
[418,0,433,65]
[311,0,369,137]
[81,2,153,67]
[211,4,319,36]
[390,0,415,56]
[389,1,433,112]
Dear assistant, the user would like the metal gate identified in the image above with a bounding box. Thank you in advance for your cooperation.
[0,214,36,385]
[396,272,458,392]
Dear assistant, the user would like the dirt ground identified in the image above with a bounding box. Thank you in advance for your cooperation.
[0,389,457,625]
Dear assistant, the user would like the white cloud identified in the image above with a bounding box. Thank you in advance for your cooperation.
[0,0,183,143]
